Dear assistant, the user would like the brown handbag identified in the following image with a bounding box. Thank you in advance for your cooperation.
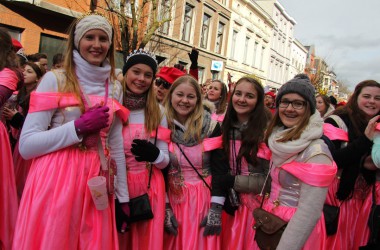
[252,162,287,250]
[253,208,287,250]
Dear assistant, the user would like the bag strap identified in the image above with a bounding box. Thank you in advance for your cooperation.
[176,142,212,191]
[259,162,273,208]
[147,127,159,189]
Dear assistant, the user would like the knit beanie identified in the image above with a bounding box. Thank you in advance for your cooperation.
[122,49,158,75]
[156,66,186,84]
[74,14,113,49]
[276,73,316,114]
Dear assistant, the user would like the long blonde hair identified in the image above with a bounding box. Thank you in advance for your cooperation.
[62,15,116,111]
[164,75,204,142]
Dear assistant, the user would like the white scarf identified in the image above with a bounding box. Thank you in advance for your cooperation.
[268,112,324,167]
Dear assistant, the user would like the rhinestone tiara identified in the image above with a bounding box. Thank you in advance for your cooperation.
[126,48,157,64]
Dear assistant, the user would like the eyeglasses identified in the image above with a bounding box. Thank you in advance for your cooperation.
[155,78,171,89]
[278,99,306,110]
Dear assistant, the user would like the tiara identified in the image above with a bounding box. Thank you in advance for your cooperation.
[16,48,28,62]
[126,48,157,64]
[77,11,111,23]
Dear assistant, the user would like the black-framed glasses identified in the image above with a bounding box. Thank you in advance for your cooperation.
[155,78,171,89]
[278,99,306,110]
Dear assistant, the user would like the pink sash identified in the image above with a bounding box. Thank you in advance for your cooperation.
[0,68,19,91]
[281,161,337,187]
[150,126,171,144]
[29,92,129,122]
[169,135,223,152]
[257,143,272,160]
[323,123,349,141]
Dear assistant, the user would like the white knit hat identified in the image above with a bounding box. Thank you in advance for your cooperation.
[74,14,112,49]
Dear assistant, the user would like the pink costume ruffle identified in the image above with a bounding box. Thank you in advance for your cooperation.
[164,143,221,250]
[119,124,168,250]
[211,113,225,123]
[221,140,268,250]
[0,122,18,250]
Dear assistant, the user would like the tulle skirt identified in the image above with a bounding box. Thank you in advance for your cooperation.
[164,177,221,250]
[118,167,165,250]
[12,146,118,250]
[0,122,18,250]
[221,193,260,250]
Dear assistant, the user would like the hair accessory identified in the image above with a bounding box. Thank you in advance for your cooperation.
[275,74,316,114]
[123,48,158,75]
[74,13,113,49]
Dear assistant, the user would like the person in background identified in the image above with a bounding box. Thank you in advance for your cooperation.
[316,94,334,118]
[28,52,48,71]
[119,49,170,250]
[205,80,228,123]
[329,95,338,109]
[163,75,223,250]
[212,76,272,249]
[262,74,336,250]
[13,13,129,249]
[323,80,380,250]
[51,53,64,69]
[264,91,276,114]
[0,27,23,250]
[155,66,185,104]
[2,62,44,201]
[173,47,199,81]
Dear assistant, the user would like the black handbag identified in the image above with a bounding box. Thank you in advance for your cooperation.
[128,193,154,223]
[323,203,340,235]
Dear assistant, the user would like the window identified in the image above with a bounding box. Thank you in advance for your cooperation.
[243,36,250,63]
[215,22,225,54]
[198,67,205,85]
[39,34,66,69]
[182,4,194,42]
[259,47,265,70]
[200,14,211,49]
[159,0,171,34]
[252,41,258,67]
[230,30,238,59]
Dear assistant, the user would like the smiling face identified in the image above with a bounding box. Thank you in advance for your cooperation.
[207,81,222,102]
[125,64,154,95]
[171,82,198,124]
[232,80,258,123]
[78,29,110,66]
[278,93,307,128]
[357,86,380,119]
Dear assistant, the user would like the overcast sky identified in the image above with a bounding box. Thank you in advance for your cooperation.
[280,0,380,90]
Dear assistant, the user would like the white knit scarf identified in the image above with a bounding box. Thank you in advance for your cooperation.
[268,112,324,167]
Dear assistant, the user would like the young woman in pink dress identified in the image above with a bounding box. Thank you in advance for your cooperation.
[118,49,170,250]
[211,77,272,250]
[163,75,223,250]
[0,27,23,250]
[3,62,44,202]
[205,80,228,124]
[262,74,336,250]
[323,80,380,249]
[12,14,129,249]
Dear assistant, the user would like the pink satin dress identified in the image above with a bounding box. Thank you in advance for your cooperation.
[119,124,170,250]
[0,68,19,250]
[13,93,127,250]
[221,141,271,250]
[164,141,222,250]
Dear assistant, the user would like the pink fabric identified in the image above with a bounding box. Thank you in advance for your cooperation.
[203,136,223,152]
[150,126,171,144]
[13,140,33,203]
[119,167,165,250]
[257,143,272,160]
[12,147,118,250]
[0,68,19,91]
[120,123,166,250]
[323,123,349,141]
[281,161,337,187]
[0,122,18,250]
[211,113,225,123]
[353,181,380,249]
[164,144,221,250]
[29,92,130,122]
[324,176,365,250]
[376,123,380,131]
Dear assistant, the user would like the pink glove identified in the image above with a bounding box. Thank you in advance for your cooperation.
[74,105,109,135]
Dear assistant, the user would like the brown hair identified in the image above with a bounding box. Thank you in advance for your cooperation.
[207,80,228,114]
[316,94,331,117]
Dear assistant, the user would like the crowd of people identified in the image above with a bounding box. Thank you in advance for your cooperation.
[1,12,380,250]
